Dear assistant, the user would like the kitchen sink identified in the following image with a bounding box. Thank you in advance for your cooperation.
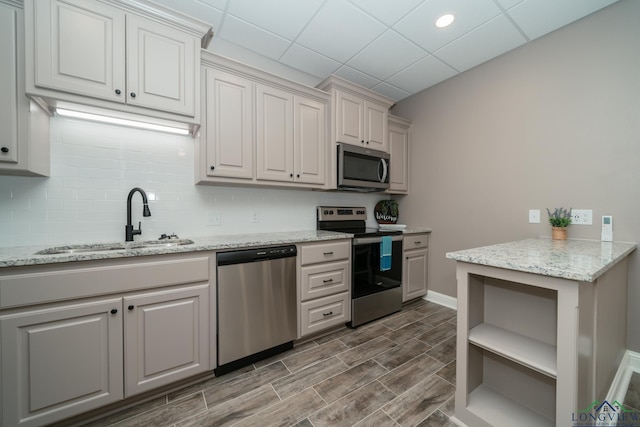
[34,239,194,255]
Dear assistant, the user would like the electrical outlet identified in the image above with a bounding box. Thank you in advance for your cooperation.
[207,211,221,226]
[529,209,540,224]
[571,209,593,225]
[251,211,260,223]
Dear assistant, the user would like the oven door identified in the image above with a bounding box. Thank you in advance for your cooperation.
[352,235,403,299]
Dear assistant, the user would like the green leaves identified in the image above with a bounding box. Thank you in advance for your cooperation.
[546,207,572,227]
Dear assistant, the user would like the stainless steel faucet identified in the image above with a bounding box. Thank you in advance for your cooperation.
[125,187,151,241]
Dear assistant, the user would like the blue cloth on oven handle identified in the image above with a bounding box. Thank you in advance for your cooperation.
[380,236,392,271]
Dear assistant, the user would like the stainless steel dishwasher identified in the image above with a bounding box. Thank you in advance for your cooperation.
[215,245,297,375]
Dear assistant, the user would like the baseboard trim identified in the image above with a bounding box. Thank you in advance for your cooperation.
[606,349,640,403]
[425,290,457,310]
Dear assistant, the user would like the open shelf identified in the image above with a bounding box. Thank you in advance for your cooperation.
[469,323,557,378]
[467,385,554,427]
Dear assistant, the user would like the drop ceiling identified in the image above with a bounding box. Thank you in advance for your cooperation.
[154,0,618,101]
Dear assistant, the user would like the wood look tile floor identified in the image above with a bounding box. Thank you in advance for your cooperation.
[86,299,457,427]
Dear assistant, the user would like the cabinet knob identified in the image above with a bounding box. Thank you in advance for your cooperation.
[130,92,136,98]
[361,140,365,144]
[0,147,8,153]
[210,166,215,171]
[290,173,293,178]
[115,89,121,95]
[296,174,300,178]
[366,141,370,144]
[128,305,134,310]
[110,309,118,314]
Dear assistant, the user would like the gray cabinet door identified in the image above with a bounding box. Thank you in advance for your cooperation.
[32,0,126,102]
[1,298,124,427]
[403,248,428,302]
[123,284,209,397]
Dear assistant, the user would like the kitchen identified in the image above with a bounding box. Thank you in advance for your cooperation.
[1,0,639,426]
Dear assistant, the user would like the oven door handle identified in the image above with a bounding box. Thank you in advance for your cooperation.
[353,235,403,245]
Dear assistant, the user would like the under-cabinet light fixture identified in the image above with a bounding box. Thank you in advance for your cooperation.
[56,108,190,136]
[435,13,455,28]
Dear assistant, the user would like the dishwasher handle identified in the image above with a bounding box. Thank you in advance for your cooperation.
[217,245,297,266]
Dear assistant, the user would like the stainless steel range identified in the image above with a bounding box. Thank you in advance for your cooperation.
[317,206,403,327]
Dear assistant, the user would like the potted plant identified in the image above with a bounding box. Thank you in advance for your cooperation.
[547,207,572,240]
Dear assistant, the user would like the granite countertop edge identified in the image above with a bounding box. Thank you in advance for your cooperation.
[446,237,637,282]
[0,230,354,268]
[403,227,432,234]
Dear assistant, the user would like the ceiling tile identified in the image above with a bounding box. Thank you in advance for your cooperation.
[218,16,291,60]
[226,0,323,40]
[281,44,342,78]
[494,0,525,9]
[151,0,224,29]
[197,0,228,10]
[507,0,618,40]
[296,0,386,63]
[207,39,322,87]
[394,0,502,52]
[348,0,426,26]
[370,82,411,101]
[333,66,381,89]
[347,31,427,80]
[434,15,526,72]
[386,55,457,93]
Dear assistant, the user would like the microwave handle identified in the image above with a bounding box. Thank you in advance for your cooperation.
[378,158,388,183]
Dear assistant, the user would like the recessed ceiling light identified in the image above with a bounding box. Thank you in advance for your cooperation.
[435,14,455,28]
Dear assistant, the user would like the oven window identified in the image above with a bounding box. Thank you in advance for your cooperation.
[352,240,402,299]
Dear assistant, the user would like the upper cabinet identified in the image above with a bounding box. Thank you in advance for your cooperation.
[256,85,326,185]
[388,115,411,194]
[317,75,394,153]
[196,52,330,189]
[0,0,50,177]
[24,0,212,130]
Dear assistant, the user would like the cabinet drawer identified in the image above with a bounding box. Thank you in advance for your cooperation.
[299,240,350,265]
[404,234,429,250]
[300,291,350,337]
[300,260,350,301]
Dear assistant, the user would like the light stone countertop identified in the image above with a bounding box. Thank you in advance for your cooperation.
[446,237,637,282]
[0,230,352,268]
[403,227,432,235]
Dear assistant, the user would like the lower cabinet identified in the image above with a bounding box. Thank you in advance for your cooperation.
[123,285,209,396]
[0,283,210,427]
[402,233,429,302]
[1,298,124,427]
[297,239,351,338]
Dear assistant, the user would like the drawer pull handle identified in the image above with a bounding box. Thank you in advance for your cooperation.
[323,278,334,283]
[415,241,422,244]
[323,311,333,316]
[323,251,334,256]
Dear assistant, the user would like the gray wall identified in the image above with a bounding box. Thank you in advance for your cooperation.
[392,0,640,350]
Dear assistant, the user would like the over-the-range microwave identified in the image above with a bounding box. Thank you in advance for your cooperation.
[337,143,390,192]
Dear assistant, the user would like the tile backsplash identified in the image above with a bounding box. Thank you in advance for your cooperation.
[0,117,383,248]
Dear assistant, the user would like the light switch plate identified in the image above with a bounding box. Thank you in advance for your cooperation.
[529,209,540,223]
